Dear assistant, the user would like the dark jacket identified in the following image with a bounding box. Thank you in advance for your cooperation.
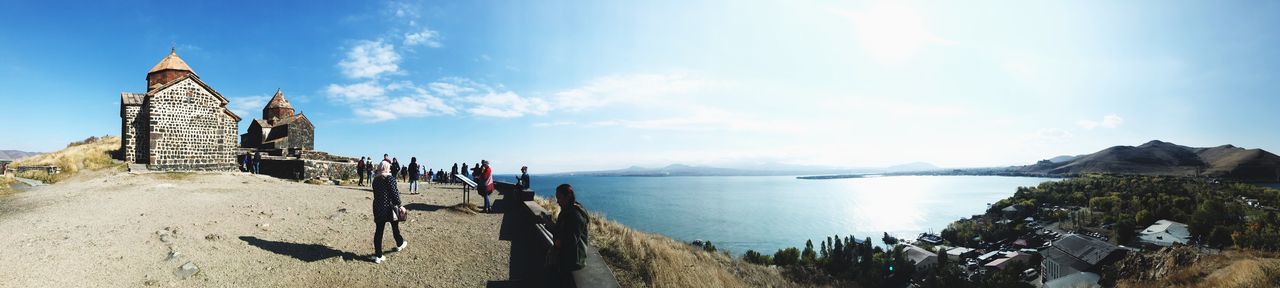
[391,161,400,176]
[408,163,420,180]
[554,203,590,272]
[371,175,401,222]
[517,172,530,190]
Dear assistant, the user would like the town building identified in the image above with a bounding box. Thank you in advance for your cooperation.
[945,247,976,262]
[1137,219,1191,248]
[984,251,1033,270]
[119,49,240,171]
[902,245,938,272]
[1043,272,1101,288]
[240,89,314,152]
[1041,235,1125,282]
[1001,205,1021,218]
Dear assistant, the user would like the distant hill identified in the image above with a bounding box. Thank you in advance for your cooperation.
[0,150,42,161]
[1047,155,1078,163]
[549,162,940,177]
[1020,140,1280,181]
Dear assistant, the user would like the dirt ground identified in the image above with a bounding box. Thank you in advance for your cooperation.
[0,170,513,287]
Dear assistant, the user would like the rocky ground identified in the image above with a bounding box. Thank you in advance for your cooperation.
[0,170,512,287]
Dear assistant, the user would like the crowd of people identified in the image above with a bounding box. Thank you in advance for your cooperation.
[353,154,589,283]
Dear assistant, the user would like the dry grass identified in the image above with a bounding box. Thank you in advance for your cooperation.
[1119,249,1280,288]
[0,175,15,195]
[12,136,122,184]
[533,197,798,288]
[450,203,480,215]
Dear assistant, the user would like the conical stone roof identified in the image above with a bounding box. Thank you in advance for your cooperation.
[266,89,292,110]
[148,48,195,74]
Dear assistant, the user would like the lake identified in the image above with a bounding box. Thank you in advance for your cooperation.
[518,175,1057,255]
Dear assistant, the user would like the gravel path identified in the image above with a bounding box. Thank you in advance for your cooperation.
[0,170,512,287]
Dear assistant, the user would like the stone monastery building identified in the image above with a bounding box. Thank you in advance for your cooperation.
[119,49,241,171]
[240,89,314,151]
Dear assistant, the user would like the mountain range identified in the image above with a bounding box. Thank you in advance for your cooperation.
[0,150,41,161]
[1019,140,1280,181]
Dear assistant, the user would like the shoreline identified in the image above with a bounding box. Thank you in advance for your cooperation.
[526,174,1059,257]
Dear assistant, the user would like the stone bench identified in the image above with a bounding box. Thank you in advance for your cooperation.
[496,181,535,201]
[521,200,620,288]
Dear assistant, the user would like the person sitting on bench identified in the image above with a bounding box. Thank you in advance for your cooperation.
[548,184,589,286]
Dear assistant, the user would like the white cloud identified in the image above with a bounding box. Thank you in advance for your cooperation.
[532,121,577,128]
[404,29,442,48]
[326,80,456,122]
[552,72,709,111]
[354,108,399,122]
[1102,114,1124,128]
[1077,114,1125,130]
[1037,128,1073,141]
[465,91,552,118]
[338,40,401,79]
[428,80,477,97]
[227,95,272,119]
[326,81,386,103]
[327,75,559,121]
[537,108,786,132]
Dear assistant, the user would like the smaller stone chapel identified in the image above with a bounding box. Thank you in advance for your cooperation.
[240,89,314,152]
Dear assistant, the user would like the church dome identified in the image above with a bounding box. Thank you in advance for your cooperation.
[148,48,195,74]
[263,89,295,123]
[146,48,196,89]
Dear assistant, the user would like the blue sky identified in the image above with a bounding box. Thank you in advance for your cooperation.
[2,0,1280,173]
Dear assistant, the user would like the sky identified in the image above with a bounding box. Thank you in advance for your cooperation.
[2,0,1280,173]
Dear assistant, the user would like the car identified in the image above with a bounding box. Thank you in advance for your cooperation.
[1022,268,1039,281]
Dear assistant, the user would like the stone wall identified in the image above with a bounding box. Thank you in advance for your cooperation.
[287,119,314,150]
[257,157,355,180]
[297,150,355,162]
[303,159,356,180]
[134,105,151,164]
[121,105,141,163]
[145,78,237,171]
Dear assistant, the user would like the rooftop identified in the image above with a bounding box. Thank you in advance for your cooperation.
[902,245,937,265]
[120,92,144,106]
[265,89,293,110]
[1139,219,1191,246]
[1051,234,1118,265]
[147,48,195,74]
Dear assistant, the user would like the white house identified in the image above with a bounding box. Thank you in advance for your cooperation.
[1138,219,1191,247]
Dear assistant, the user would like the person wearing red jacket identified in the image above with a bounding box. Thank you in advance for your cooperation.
[480,160,495,213]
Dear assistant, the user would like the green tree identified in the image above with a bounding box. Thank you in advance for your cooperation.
[742,250,771,265]
[830,234,847,273]
[801,239,817,266]
[1135,209,1153,226]
[773,247,800,266]
[1114,218,1135,245]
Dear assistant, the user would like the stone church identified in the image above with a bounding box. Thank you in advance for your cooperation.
[240,89,314,152]
[119,49,241,171]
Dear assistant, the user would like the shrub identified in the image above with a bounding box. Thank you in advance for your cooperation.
[743,250,772,265]
[773,247,800,266]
